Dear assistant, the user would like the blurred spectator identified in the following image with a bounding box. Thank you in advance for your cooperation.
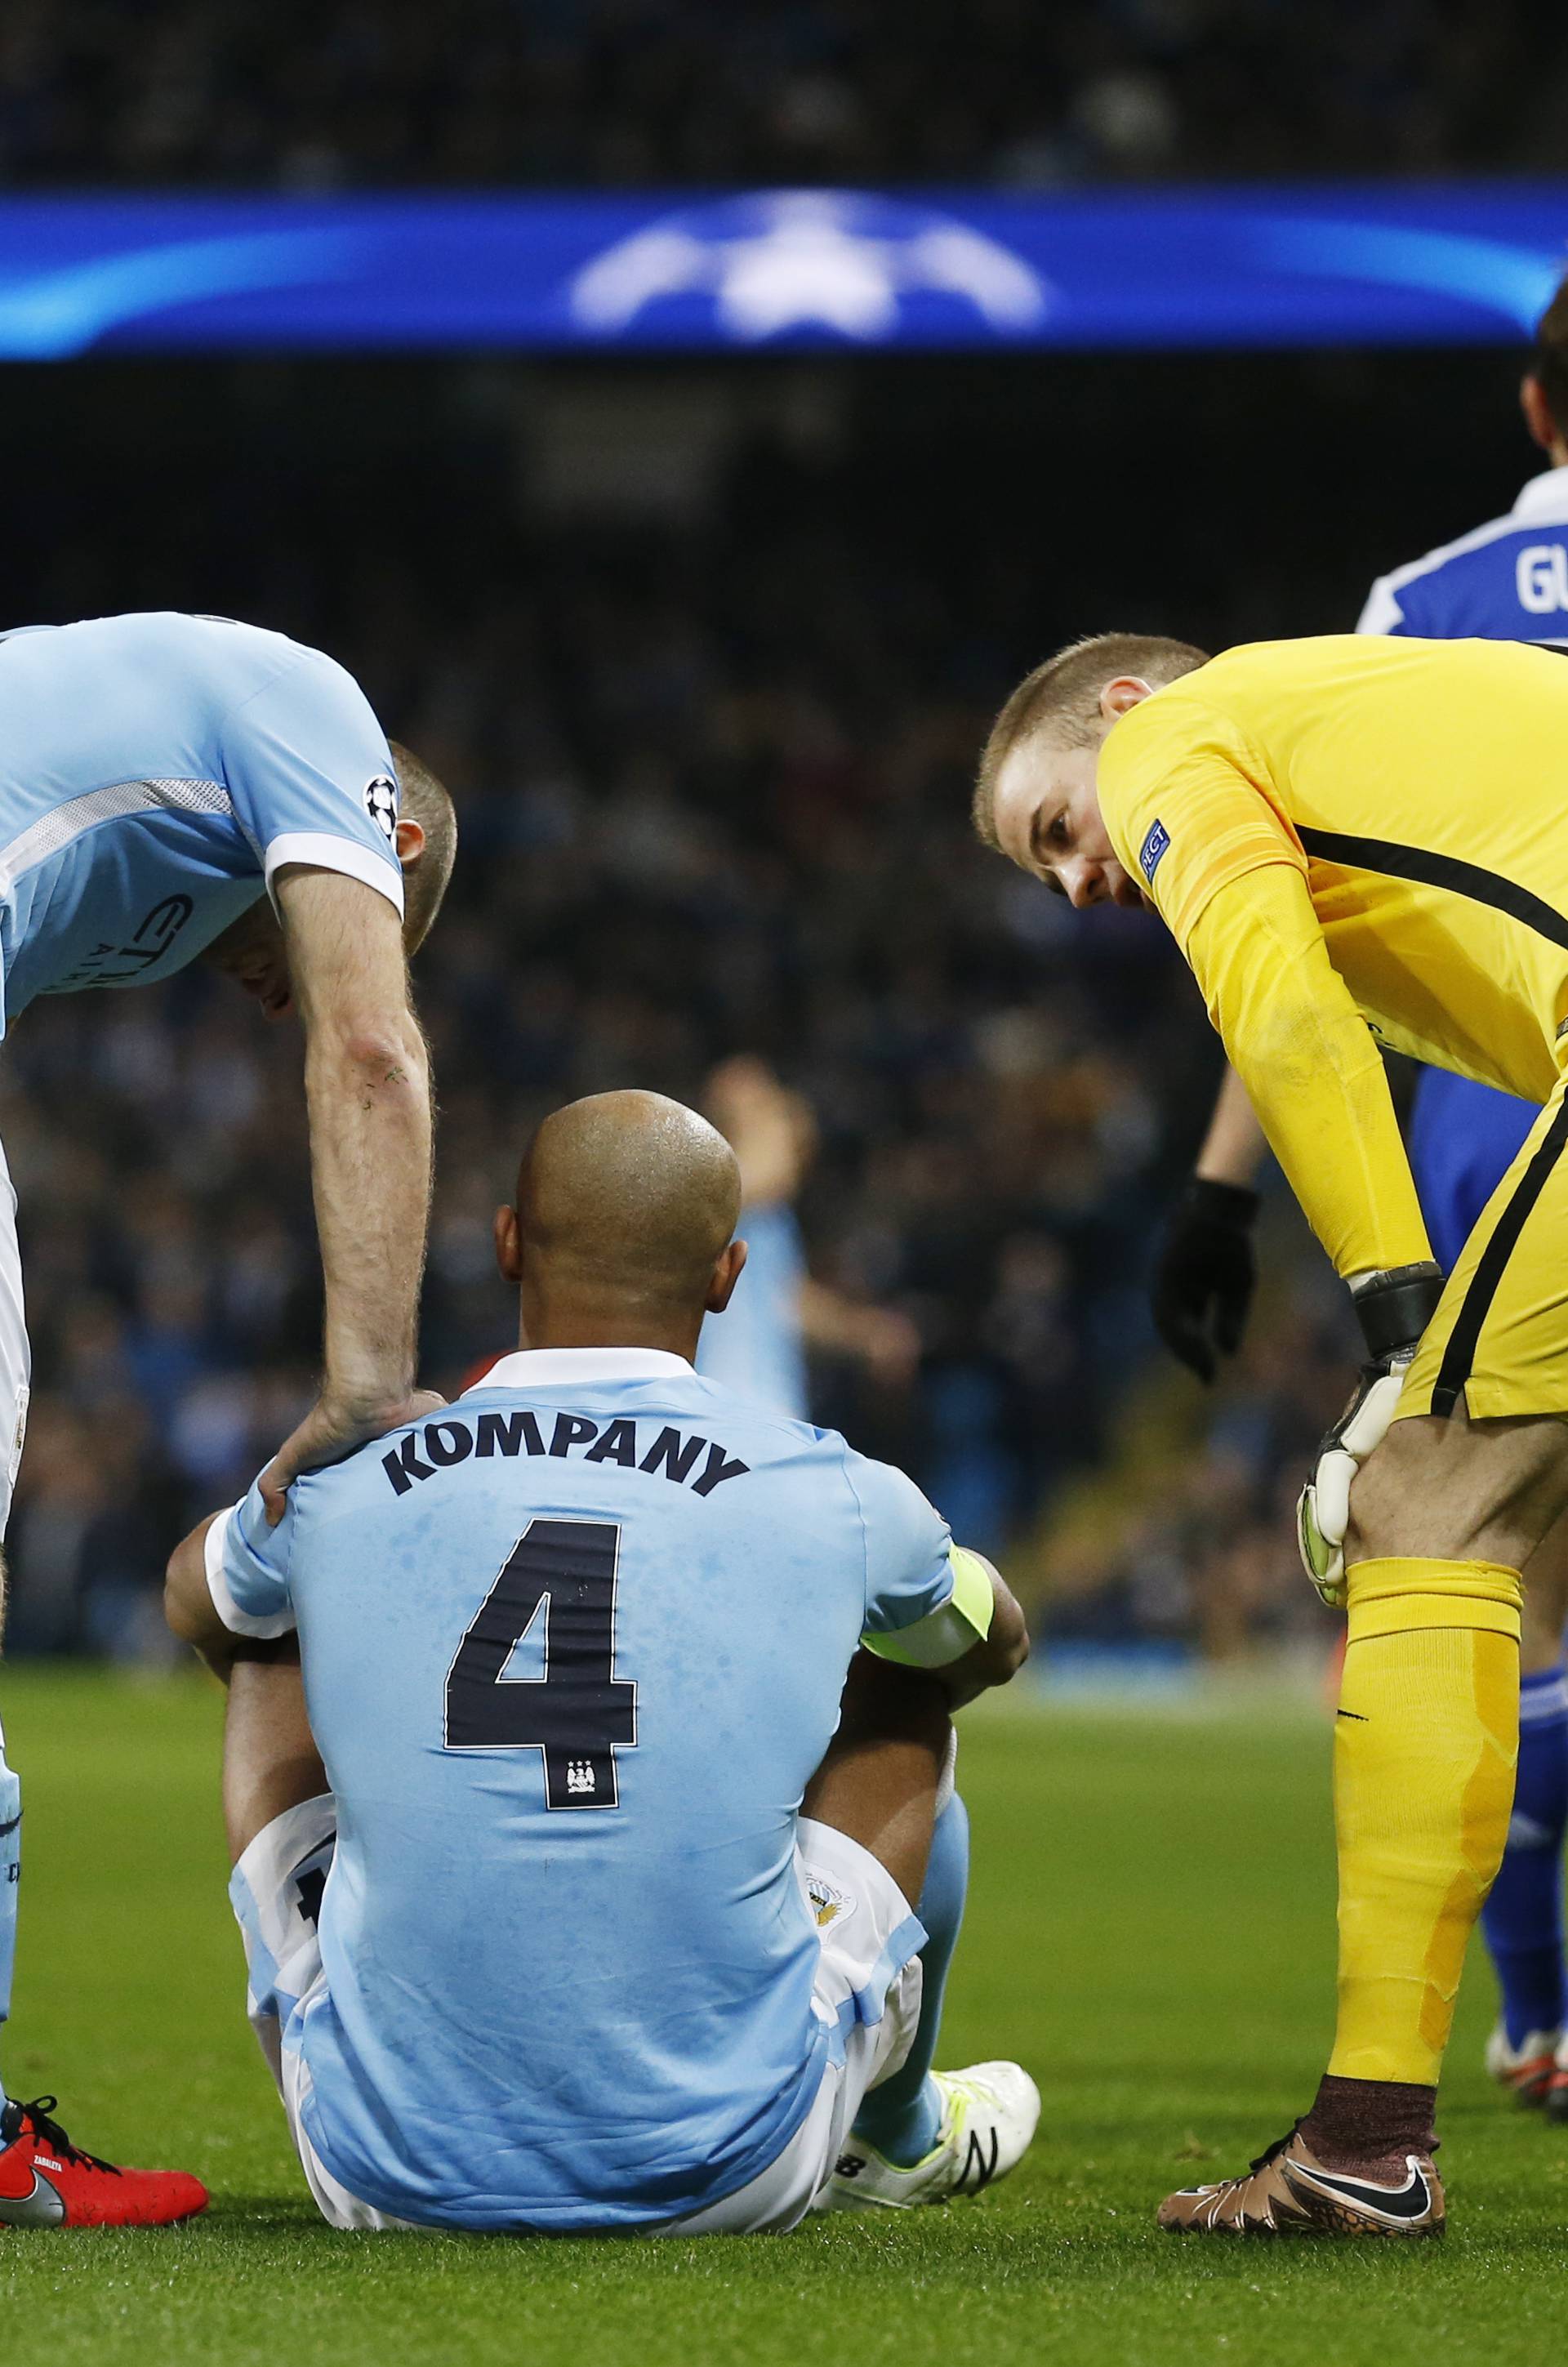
[0,0,1561,189]
[696,1054,920,1419]
[0,344,1479,1664]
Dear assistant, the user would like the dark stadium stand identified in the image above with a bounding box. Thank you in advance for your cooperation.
[0,343,1511,1657]
[0,0,1562,189]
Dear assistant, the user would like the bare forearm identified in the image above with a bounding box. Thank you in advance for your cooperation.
[1195,1064,1267,1188]
[305,1013,432,1405]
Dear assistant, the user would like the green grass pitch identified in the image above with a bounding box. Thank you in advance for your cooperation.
[2,1665,1565,2366]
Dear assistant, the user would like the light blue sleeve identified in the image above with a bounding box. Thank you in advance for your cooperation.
[843,1446,955,1638]
[205,1479,298,1639]
[217,643,405,917]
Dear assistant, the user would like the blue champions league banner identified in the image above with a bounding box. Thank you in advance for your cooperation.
[2,185,1567,358]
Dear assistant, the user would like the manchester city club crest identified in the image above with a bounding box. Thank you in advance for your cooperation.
[805,1871,854,1930]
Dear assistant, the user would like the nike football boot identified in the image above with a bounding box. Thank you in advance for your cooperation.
[1159,2128,1444,2237]
[1485,2022,1560,2109]
[817,2061,1040,2212]
[0,2096,208,2228]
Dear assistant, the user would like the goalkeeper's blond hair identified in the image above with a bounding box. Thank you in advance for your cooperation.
[972,632,1209,849]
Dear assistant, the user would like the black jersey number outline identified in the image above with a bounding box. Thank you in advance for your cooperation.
[443,1517,635,1810]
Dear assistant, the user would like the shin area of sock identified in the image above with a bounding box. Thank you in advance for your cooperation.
[1326,1558,1521,2092]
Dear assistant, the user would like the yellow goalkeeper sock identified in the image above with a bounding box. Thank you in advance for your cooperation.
[1327,1557,1521,2089]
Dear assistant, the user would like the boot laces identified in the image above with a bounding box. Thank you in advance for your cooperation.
[2,2094,121,2176]
[1245,2129,1299,2178]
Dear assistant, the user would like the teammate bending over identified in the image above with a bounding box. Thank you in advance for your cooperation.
[165,1091,1037,2235]
[0,613,452,2227]
[1152,271,1568,2117]
[975,626,1568,2237]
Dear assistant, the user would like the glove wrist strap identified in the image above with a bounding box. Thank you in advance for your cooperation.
[1350,1262,1445,1361]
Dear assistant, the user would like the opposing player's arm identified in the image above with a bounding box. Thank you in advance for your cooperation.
[1152,1065,1269,1381]
[261,868,439,1517]
[1194,1063,1267,1188]
[864,1543,1028,1709]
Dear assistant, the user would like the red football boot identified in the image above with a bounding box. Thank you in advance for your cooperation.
[0,2096,207,2228]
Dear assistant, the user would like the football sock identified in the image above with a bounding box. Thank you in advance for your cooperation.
[1310,1556,1519,2159]
[0,1711,16,2116]
[1481,1663,1568,2048]
[849,1790,969,2169]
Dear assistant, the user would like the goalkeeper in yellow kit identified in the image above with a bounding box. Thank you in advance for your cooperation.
[973,627,1568,2237]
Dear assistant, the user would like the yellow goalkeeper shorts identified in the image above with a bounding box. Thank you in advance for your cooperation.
[1397,1068,1568,1422]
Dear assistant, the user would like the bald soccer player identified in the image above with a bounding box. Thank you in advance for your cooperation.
[164,1093,1037,2235]
[973,627,1568,2238]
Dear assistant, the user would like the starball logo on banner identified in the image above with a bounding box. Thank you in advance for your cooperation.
[568,192,1050,342]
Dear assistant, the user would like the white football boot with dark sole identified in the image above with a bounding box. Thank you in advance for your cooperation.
[816,2062,1040,2213]
[1485,2022,1560,2109]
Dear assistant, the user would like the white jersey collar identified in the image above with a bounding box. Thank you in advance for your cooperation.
[463,1347,694,1394]
[1511,466,1568,524]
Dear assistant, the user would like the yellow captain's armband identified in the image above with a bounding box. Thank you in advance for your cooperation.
[862,1545,995,1670]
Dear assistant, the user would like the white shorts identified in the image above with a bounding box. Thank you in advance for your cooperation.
[0,1134,29,1542]
[230,1800,923,2236]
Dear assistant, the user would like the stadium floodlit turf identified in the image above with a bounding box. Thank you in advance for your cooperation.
[2,1668,1564,2367]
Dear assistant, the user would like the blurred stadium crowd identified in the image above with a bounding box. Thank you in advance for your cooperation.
[0,0,1563,188]
[1,349,1405,1665]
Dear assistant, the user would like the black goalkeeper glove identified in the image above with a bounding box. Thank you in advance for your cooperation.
[1151,1177,1260,1384]
[1296,1260,1446,1607]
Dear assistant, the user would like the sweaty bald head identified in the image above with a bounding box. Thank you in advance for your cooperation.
[505,1091,744,1349]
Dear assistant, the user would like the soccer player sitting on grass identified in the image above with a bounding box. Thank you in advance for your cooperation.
[973,626,1568,2237]
[164,1090,1037,2236]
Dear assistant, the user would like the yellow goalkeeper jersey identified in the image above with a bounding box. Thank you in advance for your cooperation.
[1097,634,1568,1277]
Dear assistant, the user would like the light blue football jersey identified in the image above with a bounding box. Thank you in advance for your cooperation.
[212,1346,953,2232]
[0,611,403,1032]
[695,1199,810,1420]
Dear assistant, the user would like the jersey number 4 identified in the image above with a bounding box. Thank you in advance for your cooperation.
[443,1517,636,1810]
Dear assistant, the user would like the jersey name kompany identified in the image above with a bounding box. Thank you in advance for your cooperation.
[382,1409,750,1499]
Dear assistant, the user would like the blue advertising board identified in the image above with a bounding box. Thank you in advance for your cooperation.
[1,185,1565,357]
